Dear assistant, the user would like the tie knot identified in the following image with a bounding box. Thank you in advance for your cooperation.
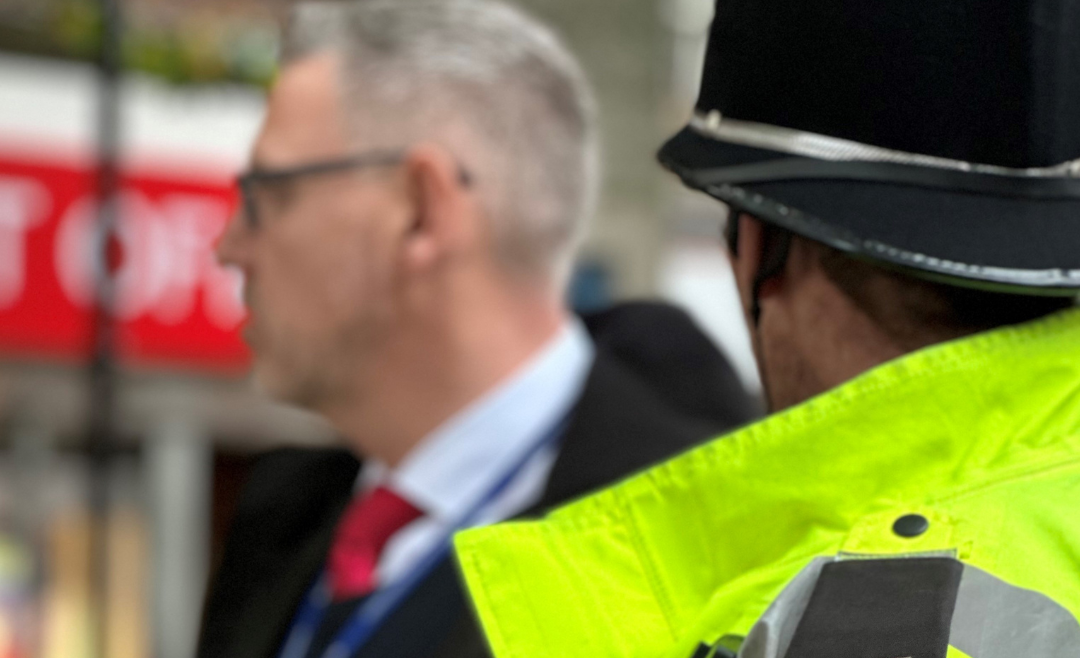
[328,486,424,601]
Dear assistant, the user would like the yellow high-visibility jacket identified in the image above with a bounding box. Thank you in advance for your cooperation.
[455,310,1080,658]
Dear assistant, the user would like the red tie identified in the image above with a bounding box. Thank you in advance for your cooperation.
[327,486,424,601]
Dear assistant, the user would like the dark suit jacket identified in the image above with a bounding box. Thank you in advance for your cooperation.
[197,302,759,658]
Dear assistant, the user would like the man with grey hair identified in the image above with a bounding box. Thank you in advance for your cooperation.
[199,1,756,658]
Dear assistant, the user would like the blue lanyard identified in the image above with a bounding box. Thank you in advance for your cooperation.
[276,417,569,658]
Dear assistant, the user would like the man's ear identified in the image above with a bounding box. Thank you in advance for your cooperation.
[399,143,474,275]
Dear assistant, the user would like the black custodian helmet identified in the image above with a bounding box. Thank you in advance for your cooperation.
[659,0,1080,295]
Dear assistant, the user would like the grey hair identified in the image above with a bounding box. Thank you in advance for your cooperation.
[283,0,599,285]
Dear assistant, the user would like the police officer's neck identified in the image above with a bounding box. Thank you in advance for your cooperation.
[756,267,916,413]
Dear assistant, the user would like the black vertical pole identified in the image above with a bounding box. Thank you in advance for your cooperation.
[90,0,122,656]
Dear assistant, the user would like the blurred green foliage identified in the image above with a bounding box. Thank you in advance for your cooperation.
[0,0,278,87]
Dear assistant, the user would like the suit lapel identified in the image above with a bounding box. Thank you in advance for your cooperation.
[533,349,715,512]
[230,509,342,658]
[198,449,359,658]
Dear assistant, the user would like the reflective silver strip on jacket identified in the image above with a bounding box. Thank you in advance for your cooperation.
[733,557,1080,658]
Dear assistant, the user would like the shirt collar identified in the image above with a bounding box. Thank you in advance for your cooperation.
[362,318,595,522]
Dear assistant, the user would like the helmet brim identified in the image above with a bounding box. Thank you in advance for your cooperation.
[660,126,1080,296]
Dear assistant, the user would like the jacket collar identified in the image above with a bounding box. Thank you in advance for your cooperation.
[455,309,1080,658]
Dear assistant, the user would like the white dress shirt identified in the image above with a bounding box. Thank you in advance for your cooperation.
[356,319,595,589]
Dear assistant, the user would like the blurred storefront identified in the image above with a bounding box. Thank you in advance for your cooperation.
[0,1,757,657]
[0,46,333,658]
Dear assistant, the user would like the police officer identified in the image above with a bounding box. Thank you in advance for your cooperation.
[452,0,1080,655]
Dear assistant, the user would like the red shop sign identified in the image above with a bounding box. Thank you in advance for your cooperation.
[0,152,249,373]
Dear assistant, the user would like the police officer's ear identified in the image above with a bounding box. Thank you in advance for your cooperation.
[729,214,795,326]
[729,214,766,316]
[399,143,477,276]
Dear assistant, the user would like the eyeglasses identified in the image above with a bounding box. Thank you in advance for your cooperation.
[236,149,473,230]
